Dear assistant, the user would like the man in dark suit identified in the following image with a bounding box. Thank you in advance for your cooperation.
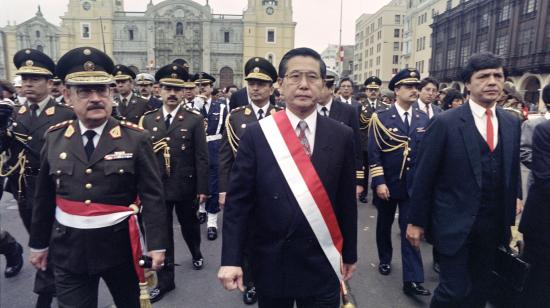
[135,73,162,110]
[413,77,443,119]
[218,57,281,305]
[140,64,209,302]
[29,46,167,308]
[406,53,522,308]
[335,77,360,108]
[218,48,357,308]
[112,65,151,124]
[229,87,249,111]
[317,73,364,199]
[368,68,430,296]
[1,48,75,308]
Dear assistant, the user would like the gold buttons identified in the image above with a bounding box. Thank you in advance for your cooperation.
[153,127,158,132]
[118,169,124,174]
[166,137,171,141]
[85,199,92,205]
[85,168,92,174]
[407,158,411,161]
[56,170,61,175]
[85,183,92,189]
[27,136,33,141]
[59,152,67,160]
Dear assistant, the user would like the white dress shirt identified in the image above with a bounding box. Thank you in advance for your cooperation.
[250,102,269,119]
[339,95,352,104]
[286,108,317,153]
[367,99,378,109]
[418,99,434,119]
[28,96,52,116]
[469,100,499,148]
[79,120,108,147]
[119,93,133,105]
[394,103,413,126]
[204,97,212,114]
[162,105,180,126]
[317,98,333,116]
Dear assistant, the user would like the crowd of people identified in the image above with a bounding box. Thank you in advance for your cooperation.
[0,45,548,308]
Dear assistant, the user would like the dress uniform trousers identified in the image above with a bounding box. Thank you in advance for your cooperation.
[157,197,202,290]
[206,139,221,214]
[374,195,424,283]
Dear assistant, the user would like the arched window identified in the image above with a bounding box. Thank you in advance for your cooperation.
[219,67,234,89]
[36,30,40,38]
[176,22,184,36]
[36,45,43,52]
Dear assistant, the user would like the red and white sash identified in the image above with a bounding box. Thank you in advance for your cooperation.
[55,196,147,283]
[259,111,343,281]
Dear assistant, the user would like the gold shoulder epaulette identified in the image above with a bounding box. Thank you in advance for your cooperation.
[56,102,73,109]
[143,109,158,117]
[120,121,144,131]
[183,105,201,115]
[47,120,73,132]
[230,106,247,114]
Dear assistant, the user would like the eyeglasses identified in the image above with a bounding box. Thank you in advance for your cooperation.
[74,86,110,99]
[284,71,322,84]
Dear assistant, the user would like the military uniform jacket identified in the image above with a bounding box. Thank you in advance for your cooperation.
[29,118,167,274]
[202,99,228,137]
[218,104,280,192]
[368,105,428,200]
[115,94,151,124]
[3,99,75,201]
[358,100,375,152]
[140,106,209,201]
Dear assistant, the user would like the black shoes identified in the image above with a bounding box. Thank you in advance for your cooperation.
[192,257,204,270]
[149,285,175,303]
[243,286,258,305]
[197,212,207,224]
[403,282,431,296]
[378,263,391,276]
[4,242,23,278]
[207,227,218,240]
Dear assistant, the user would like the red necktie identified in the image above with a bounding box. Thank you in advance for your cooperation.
[485,108,494,152]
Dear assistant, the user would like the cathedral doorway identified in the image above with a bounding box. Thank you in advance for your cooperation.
[219,67,234,89]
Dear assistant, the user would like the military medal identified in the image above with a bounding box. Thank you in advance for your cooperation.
[104,151,133,160]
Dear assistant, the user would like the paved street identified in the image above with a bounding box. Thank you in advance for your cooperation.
[0,192,439,308]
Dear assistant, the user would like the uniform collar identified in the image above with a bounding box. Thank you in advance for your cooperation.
[78,119,108,137]
[162,105,180,119]
[250,101,269,118]
[27,95,51,113]
[394,102,413,118]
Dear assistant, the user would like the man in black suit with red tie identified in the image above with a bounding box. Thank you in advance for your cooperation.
[406,53,522,308]
[218,48,357,308]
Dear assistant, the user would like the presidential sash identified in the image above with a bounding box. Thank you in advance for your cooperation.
[259,110,343,281]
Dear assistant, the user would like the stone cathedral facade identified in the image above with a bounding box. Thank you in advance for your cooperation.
[0,0,296,88]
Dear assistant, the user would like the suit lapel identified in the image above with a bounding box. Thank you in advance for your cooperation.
[88,118,118,166]
[166,106,184,134]
[329,101,341,120]
[67,121,89,165]
[496,108,512,187]
[389,106,407,134]
[459,103,482,187]
[409,109,424,136]
[31,99,57,133]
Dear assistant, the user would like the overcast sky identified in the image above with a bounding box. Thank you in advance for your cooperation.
[0,0,391,53]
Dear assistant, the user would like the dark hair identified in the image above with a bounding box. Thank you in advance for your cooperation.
[542,84,550,105]
[325,80,335,88]
[225,85,238,93]
[273,89,280,97]
[339,77,354,87]
[461,53,507,83]
[442,89,464,110]
[278,47,327,79]
[419,77,439,90]
[212,88,219,96]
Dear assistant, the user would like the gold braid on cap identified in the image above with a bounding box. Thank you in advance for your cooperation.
[152,137,171,175]
[159,78,185,87]
[368,113,410,179]
[224,112,240,155]
[64,71,114,85]
[16,66,52,76]
[245,72,273,82]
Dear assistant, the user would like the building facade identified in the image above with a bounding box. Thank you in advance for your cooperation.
[352,0,407,88]
[0,0,296,88]
[430,0,550,104]
[321,44,354,79]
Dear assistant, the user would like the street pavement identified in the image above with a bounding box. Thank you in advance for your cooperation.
[0,192,440,308]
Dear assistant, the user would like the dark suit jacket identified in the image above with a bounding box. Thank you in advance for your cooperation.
[519,120,550,244]
[3,99,75,201]
[140,106,209,201]
[228,88,249,111]
[221,113,357,298]
[115,94,151,124]
[146,96,163,110]
[334,96,361,109]
[30,118,167,274]
[413,101,443,118]
[408,102,521,256]
[328,100,364,185]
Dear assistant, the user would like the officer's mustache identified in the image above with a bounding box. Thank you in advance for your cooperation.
[87,103,105,110]
[167,95,178,101]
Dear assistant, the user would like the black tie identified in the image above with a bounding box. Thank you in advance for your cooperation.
[84,130,96,160]
[403,112,410,135]
[122,98,128,106]
[321,107,328,117]
[258,109,264,120]
[29,103,39,118]
[165,114,172,129]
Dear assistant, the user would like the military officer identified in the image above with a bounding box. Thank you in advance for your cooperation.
[218,57,281,305]
[368,68,430,297]
[140,64,209,303]
[0,48,75,308]
[136,73,162,110]
[183,76,202,111]
[50,76,65,104]
[29,46,167,308]
[112,64,151,123]
[357,76,385,203]
[194,72,227,240]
